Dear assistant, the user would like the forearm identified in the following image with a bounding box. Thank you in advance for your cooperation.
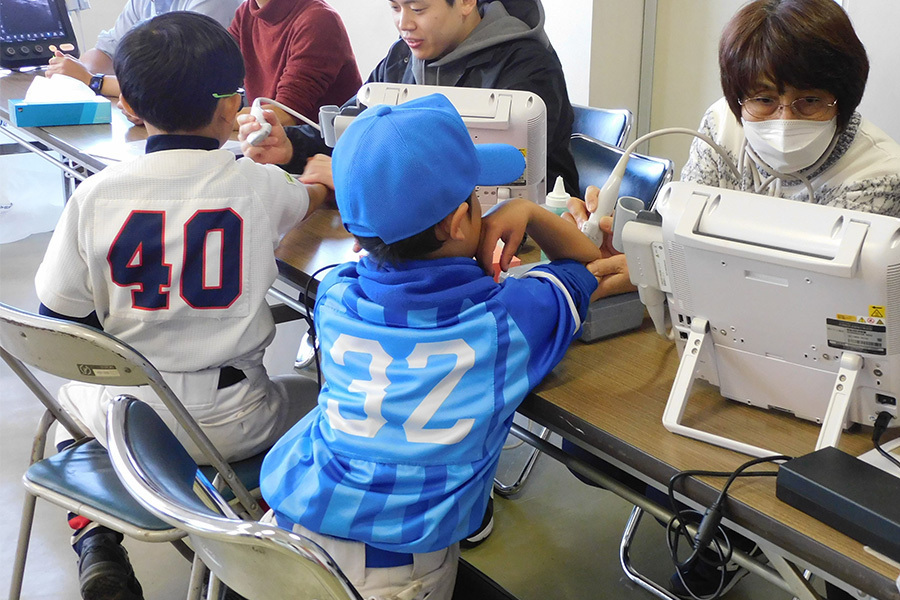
[526,204,602,264]
[303,183,332,217]
[80,48,114,74]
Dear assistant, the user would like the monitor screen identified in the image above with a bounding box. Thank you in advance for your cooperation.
[0,0,68,42]
[326,83,548,206]
[623,181,900,456]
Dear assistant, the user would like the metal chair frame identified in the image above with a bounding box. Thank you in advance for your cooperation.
[107,396,364,600]
[0,302,263,600]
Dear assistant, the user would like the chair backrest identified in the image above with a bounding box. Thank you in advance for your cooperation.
[569,133,674,208]
[106,396,362,600]
[0,302,260,517]
[571,105,632,148]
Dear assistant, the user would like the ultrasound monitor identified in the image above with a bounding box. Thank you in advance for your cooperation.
[1,0,78,70]
[621,181,900,457]
[320,83,547,206]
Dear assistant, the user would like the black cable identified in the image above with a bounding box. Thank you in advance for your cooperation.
[665,454,792,600]
[872,411,900,470]
[301,263,340,391]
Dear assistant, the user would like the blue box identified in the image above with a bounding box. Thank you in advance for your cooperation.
[8,97,112,127]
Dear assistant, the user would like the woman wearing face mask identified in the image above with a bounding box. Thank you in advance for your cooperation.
[563,1,899,597]
[568,0,900,302]
[681,0,900,215]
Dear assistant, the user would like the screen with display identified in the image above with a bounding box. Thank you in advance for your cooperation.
[0,0,77,68]
[0,0,68,42]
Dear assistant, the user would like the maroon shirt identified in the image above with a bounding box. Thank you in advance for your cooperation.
[229,0,362,121]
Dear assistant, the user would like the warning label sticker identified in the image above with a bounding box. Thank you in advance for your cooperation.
[826,318,886,355]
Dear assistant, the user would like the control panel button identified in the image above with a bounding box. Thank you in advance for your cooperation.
[19,46,30,55]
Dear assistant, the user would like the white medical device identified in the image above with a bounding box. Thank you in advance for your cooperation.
[622,181,900,457]
[319,83,548,205]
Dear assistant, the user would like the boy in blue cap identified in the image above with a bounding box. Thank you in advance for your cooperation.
[260,93,602,600]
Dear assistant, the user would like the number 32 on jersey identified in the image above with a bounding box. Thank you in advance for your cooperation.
[107,209,243,311]
[327,334,477,446]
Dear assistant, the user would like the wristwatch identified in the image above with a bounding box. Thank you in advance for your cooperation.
[88,74,105,95]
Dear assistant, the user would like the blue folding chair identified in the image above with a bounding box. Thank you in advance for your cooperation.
[106,396,364,600]
[572,105,633,148]
[570,133,673,205]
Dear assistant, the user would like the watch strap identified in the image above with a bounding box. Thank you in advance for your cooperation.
[89,74,105,95]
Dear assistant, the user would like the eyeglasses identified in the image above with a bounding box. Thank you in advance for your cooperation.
[739,96,838,119]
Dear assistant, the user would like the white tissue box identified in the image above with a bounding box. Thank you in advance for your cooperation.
[8,96,112,127]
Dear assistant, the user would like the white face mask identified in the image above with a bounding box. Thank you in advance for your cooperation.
[742,117,837,173]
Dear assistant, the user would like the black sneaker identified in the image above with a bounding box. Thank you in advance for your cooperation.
[461,493,494,548]
[78,532,144,600]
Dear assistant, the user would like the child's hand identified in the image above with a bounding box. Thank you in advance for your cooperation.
[46,51,91,87]
[587,254,636,301]
[299,154,334,191]
[300,155,336,210]
[238,109,293,165]
[477,199,531,273]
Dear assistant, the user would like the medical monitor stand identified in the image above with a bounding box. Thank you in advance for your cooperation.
[664,317,864,457]
[622,181,900,459]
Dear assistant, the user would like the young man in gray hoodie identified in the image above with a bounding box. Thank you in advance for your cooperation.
[239,0,580,196]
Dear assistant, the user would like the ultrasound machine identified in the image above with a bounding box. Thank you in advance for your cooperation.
[0,0,79,70]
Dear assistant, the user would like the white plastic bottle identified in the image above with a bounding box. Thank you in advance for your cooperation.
[541,176,570,260]
[543,176,570,216]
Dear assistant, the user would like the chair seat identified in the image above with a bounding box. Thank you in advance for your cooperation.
[199,451,266,502]
[24,439,173,532]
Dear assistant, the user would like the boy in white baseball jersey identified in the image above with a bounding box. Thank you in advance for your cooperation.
[34,13,327,600]
[260,93,604,600]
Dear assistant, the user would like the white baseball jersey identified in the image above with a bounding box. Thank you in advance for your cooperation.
[35,135,311,460]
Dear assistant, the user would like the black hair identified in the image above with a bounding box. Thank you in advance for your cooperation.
[719,0,868,130]
[354,197,474,266]
[114,11,244,132]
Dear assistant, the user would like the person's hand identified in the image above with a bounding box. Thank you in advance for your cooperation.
[299,154,333,190]
[587,254,636,300]
[299,154,335,208]
[117,95,144,126]
[476,199,531,273]
[45,51,91,86]
[562,185,603,230]
[237,109,293,165]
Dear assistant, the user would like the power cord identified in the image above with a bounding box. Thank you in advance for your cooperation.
[665,454,792,600]
[873,411,900,470]
[302,263,340,391]
[247,97,321,147]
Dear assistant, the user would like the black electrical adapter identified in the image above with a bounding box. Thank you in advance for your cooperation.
[775,446,900,561]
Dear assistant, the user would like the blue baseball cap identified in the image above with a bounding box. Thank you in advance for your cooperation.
[332,93,526,244]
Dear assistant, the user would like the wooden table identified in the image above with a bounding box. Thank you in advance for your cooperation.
[0,69,145,194]
[274,208,900,600]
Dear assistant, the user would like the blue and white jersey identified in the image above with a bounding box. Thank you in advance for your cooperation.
[261,256,596,553]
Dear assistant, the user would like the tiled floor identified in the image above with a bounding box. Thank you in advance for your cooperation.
[0,155,789,599]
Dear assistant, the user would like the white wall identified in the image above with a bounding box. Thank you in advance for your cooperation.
[843,0,900,142]
[648,0,742,173]
[322,0,397,79]
[68,0,128,54]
